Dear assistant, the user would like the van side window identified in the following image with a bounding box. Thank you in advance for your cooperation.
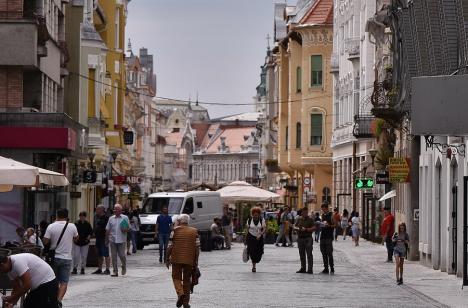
[197,202,202,209]
[183,197,194,214]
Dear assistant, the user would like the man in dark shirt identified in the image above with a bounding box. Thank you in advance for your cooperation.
[294,207,315,274]
[72,212,93,275]
[155,207,172,263]
[92,205,110,275]
[320,202,336,274]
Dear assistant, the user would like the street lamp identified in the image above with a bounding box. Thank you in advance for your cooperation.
[87,151,95,169]
[109,152,119,209]
[369,148,378,167]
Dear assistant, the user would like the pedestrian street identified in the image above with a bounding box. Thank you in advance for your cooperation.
[63,239,464,308]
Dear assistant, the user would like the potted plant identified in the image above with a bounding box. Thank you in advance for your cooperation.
[265,217,279,244]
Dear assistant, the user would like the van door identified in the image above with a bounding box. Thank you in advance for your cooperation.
[182,197,200,229]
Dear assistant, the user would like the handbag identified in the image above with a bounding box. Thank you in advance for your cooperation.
[242,245,249,263]
[45,222,68,266]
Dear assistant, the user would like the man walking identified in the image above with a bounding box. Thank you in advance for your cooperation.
[221,205,233,249]
[43,208,78,307]
[166,214,199,308]
[319,202,336,274]
[381,206,395,262]
[275,207,292,247]
[294,207,315,274]
[0,252,58,308]
[92,205,111,275]
[105,204,130,277]
[155,206,172,263]
[72,211,93,275]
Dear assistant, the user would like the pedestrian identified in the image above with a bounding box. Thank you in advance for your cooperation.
[15,227,26,244]
[25,227,44,249]
[351,212,361,246]
[380,206,395,262]
[245,207,266,273]
[155,206,173,263]
[294,207,315,274]
[319,202,336,274]
[275,207,292,247]
[92,205,111,275]
[166,214,200,308]
[333,208,341,241]
[314,212,321,242]
[221,205,233,249]
[0,252,58,308]
[210,218,225,249]
[341,209,349,240]
[43,208,79,307]
[287,207,295,245]
[105,204,130,277]
[129,209,140,254]
[393,223,409,285]
[72,211,93,275]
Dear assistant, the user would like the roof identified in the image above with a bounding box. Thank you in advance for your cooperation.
[215,112,261,122]
[290,0,316,24]
[191,123,211,146]
[165,131,183,147]
[203,126,255,154]
[300,0,333,25]
[81,20,104,44]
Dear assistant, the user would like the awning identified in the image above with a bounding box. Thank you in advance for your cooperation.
[218,181,280,203]
[378,190,396,202]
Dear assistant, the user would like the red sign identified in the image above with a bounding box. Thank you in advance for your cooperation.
[0,127,76,150]
[111,176,142,185]
[112,176,126,185]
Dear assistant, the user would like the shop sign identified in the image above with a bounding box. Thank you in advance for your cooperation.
[388,157,411,183]
[126,176,142,184]
[83,170,97,183]
[70,191,81,199]
[123,131,134,145]
[376,171,390,184]
[112,176,126,185]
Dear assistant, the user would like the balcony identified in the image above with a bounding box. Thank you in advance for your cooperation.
[345,37,360,61]
[0,112,86,157]
[352,115,375,139]
[330,53,339,74]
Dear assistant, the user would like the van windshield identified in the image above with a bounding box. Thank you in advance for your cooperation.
[142,197,184,214]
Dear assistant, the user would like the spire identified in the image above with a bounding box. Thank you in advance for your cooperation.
[127,38,133,56]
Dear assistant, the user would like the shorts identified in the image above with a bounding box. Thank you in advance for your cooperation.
[96,238,110,257]
[54,258,72,283]
[393,248,406,258]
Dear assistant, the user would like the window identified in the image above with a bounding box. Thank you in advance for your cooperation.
[183,197,194,214]
[115,8,120,49]
[285,125,289,150]
[252,164,259,179]
[114,82,118,125]
[296,66,302,92]
[310,114,323,145]
[296,122,301,148]
[311,55,323,86]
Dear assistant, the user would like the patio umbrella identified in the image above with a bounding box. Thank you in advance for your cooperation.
[217,181,280,203]
[0,156,69,191]
[378,190,396,202]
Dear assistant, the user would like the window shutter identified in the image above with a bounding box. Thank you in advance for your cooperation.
[310,114,323,145]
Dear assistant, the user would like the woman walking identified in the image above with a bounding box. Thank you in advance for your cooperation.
[393,223,409,285]
[351,212,361,246]
[314,212,322,242]
[246,207,266,273]
[341,209,349,240]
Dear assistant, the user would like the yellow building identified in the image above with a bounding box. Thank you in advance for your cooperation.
[94,0,129,155]
[275,0,333,211]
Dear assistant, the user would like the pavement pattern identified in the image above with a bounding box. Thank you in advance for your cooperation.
[62,238,468,308]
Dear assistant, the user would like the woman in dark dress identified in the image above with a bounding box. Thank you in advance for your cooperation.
[246,207,266,272]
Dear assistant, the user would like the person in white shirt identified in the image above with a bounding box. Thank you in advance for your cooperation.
[0,252,57,308]
[25,228,44,249]
[43,208,78,306]
[351,212,361,247]
[106,204,130,277]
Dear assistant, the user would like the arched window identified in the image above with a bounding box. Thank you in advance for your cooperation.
[296,122,301,148]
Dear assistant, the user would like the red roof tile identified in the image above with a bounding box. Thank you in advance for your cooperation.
[300,0,333,25]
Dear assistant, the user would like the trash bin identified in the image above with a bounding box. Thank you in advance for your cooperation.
[199,231,212,252]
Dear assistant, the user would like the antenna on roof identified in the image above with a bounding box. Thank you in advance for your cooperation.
[196,91,199,106]
[266,34,271,50]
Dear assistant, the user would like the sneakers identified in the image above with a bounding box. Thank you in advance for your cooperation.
[80,268,85,275]
[103,269,111,275]
[321,268,329,274]
[71,268,77,275]
[275,243,279,247]
[296,268,306,273]
[111,272,118,277]
[92,269,102,275]
[397,278,403,285]
[330,267,335,274]
[121,266,126,276]
[307,269,313,274]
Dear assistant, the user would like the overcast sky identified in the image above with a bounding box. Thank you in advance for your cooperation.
[126,0,282,118]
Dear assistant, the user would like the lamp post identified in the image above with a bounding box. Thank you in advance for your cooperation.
[109,152,118,210]
[87,151,95,169]
[369,148,378,167]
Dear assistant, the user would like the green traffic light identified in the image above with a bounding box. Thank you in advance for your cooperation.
[356,180,363,188]
[366,179,374,188]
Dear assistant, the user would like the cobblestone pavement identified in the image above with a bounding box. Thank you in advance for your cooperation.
[62,239,467,308]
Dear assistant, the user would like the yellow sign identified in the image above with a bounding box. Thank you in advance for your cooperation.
[388,157,410,183]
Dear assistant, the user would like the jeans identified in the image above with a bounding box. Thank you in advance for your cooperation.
[109,242,126,274]
[297,237,313,271]
[385,237,394,261]
[73,244,89,270]
[54,258,72,283]
[314,231,321,242]
[222,226,231,248]
[275,225,291,245]
[158,233,170,261]
[172,263,193,306]
[320,238,334,269]
[130,230,138,253]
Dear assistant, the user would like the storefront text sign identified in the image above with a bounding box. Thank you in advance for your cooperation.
[388,158,410,183]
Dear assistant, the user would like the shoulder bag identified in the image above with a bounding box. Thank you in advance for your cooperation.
[45,222,68,266]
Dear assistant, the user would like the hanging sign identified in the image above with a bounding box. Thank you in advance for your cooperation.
[388,157,411,183]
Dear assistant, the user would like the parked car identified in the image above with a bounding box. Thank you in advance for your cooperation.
[138,191,223,248]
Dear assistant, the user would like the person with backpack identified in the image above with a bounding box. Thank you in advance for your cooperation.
[245,207,266,273]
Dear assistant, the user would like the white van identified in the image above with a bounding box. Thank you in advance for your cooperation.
[139,191,223,247]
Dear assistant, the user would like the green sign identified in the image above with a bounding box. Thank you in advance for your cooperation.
[355,178,374,189]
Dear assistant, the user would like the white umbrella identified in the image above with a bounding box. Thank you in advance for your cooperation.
[0,156,69,190]
[378,190,396,202]
[217,181,280,203]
